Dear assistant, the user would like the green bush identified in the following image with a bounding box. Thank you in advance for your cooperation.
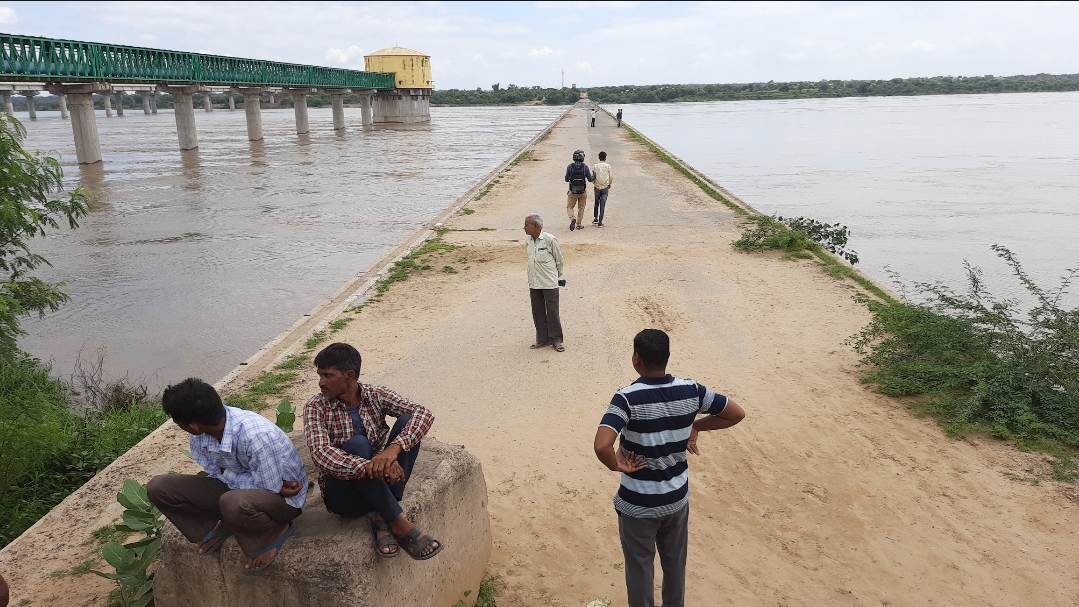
[854,246,1079,477]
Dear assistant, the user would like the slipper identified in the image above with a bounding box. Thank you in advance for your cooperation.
[553,342,566,352]
[371,517,399,558]
[247,521,296,573]
[529,342,550,349]
[199,528,233,554]
[570,219,576,231]
[398,526,444,560]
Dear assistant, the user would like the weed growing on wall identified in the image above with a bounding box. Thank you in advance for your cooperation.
[853,246,1079,479]
[93,479,164,607]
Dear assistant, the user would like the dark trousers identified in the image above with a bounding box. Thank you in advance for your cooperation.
[593,187,610,223]
[591,117,596,127]
[322,414,419,522]
[147,474,301,558]
[618,504,689,607]
[529,287,562,344]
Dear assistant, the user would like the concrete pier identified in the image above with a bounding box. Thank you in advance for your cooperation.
[58,94,69,119]
[331,93,345,130]
[66,93,102,164]
[2,93,12,116]
[24,92,37,119]
[289,89,310,134]
[203,93,213,112]
[150,94,158,114]
[103,93,112,117]
[360,93,373,127]
[114,94,124,116]
[243,92,263,141]
[142,94,151,114]
[171,91,198,150]
[228,95,235,110]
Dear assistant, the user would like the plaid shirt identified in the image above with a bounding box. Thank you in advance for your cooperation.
[190,406,309,509]
[304,383,434,492]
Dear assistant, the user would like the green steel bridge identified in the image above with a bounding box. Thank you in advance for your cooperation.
[0,33,396,89]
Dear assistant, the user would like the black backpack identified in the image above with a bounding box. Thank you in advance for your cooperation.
[568,163,587,194]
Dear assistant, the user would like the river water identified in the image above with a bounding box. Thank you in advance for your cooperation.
[17,105,564,385]
[616,92,1079,308]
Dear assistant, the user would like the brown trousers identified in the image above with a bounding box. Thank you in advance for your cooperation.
[530,288,563,344]
[147,474,301,558]
[567,191,588,223]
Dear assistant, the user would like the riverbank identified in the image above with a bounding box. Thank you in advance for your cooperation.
[3,105,1076,606]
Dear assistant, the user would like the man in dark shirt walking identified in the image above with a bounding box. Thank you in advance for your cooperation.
[594,329,745,607]
[565,149,594,231]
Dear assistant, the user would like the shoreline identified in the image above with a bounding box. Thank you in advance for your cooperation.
[3,103,1076,606]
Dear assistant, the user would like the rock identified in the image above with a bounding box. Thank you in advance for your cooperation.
[154,438,491,607]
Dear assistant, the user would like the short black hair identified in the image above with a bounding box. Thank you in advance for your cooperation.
[314,342,362,376]
[633,329,670,369]
[162,378,225,426]
[598,151,607,161]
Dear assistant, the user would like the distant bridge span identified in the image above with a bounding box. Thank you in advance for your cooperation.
[0,33,403,163]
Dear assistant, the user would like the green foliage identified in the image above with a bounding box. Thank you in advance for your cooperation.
[733,215,859,265]
[779,216,859,265]
[442,266,458,274]
[304,330,328,350]
[854,246,1079,478]
[93,479,163,607]
[585,74,1079,105]
[474,179,500,201]
[461,208,476,215]
[0,114,91,351]
[431,87,578,106]
[224,371,296,412]
[275,399,295,433]
[329,316,352,332]
[452,574,504,607]
[274,354,307,370]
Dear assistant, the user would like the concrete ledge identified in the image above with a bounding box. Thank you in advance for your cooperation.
[155,438,491,607]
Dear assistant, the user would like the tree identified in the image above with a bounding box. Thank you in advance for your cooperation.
[0,114,90,351]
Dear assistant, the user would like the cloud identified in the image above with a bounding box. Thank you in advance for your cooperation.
[530,47,554,57]
[909,39,937,52]
[0,6,16,24]
[575,60,593,73]
[325,45,365,65]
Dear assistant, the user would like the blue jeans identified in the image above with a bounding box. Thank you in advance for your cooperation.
[594,187,610,223]
[322,414,420,522]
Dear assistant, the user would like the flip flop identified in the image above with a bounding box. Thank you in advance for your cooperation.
[199,528,233,554]
[529,342,551,349]
[247,521,296,573]
[371,517,399,558]
[553,342,566,352]
[398,526,444,561]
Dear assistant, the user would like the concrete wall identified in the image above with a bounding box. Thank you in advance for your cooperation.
[371,89,431,124]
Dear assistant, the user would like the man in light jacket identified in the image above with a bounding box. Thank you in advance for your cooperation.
[523,213,566,352]
[592,151,614,227]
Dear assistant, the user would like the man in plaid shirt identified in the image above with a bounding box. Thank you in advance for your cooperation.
[304,342,443,560]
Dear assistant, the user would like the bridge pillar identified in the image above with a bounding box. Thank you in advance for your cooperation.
[2,93,12,116]
[24,92,38,119]
[142,94,151,114]
[58,94,69,119]
[115,93,124,116]
[241,90,264,141]
[286,88,311,134]
[203,93,213,112]
[67,93,102,164]
[150,94,158,114]
[331,94,345,130]
[228,95,235,110]
[360,93,373,127]
[170,91,199,150]
[103,93,113,117]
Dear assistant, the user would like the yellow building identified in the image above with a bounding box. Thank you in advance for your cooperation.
[364,47,433,90]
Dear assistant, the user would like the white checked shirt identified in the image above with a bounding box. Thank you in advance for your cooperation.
[189,406,309,509]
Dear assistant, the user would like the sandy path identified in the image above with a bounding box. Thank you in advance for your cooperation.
[4,105,1076,606]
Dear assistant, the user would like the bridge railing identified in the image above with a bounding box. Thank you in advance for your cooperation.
[0,33,396,89]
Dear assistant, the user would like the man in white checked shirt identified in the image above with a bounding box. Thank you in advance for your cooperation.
[147,378,308,572]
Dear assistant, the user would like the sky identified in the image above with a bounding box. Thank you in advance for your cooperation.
[1,1,1077,90]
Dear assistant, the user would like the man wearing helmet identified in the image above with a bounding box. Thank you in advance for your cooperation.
[565,149,595,231]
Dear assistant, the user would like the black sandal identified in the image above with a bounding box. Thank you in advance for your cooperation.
[371,518,399,558]
[398,527,443,560]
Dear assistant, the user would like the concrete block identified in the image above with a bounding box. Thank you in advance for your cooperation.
[155,438,491,607]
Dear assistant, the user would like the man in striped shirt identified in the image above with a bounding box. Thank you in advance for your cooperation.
[304,342,443,560]
[594,329,745,607]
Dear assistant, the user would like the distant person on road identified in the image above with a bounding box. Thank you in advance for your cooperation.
[591,108,598,127]
[591,151,614,227]
[594,329,745,607]
[524,213,566,352]
[565,149,594,231]
[147,378,308,572]
[617,108,623,127]
[304,342,443,560]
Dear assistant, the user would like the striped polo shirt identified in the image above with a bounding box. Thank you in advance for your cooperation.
[599,375,728,518]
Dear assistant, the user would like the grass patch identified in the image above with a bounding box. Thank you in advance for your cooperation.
[461,207,476,215]
[274,354,307,370]
[50,557,97,578]
[452,574,504,607]
[304,330,328,350]
[224,370,297,412]
[474,178,500,201]
[853,246,1079,479]
[329,317,353,332]
[86,523,130,546]
[442,266,458,274]
[510,150,533,165]
[623,124,748,216]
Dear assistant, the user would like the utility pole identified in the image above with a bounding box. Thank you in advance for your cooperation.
[562,69,564,89]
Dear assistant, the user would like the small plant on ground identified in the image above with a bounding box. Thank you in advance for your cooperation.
[275,399,295,433]
[93,479,164,607]
[734,214,859,265]
[853,246,1079,480]
[461,207,476,215]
